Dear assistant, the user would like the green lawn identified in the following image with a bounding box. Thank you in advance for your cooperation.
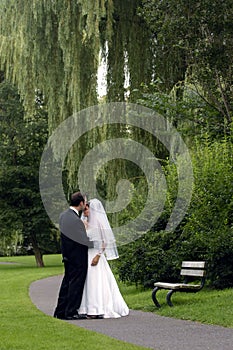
[122,281,233,327]
[0,254,232,350]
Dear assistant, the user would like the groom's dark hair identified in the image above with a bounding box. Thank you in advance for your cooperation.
[70,192,85,206]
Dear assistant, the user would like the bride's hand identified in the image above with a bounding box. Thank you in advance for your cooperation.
[91,254,100,266]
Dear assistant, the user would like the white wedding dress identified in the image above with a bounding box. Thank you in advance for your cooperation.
[78,248,129,318]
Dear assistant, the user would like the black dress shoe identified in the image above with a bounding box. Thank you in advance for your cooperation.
[96,315,104,319]
[54,313,66,319]
[65,314,87,320]
[87,315,104,319]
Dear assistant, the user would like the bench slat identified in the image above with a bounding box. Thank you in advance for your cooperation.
[179,283,201,290]
[154,282,183,289]
[154,282,202,290]
[182,261,206,268]
[180,268,205,276]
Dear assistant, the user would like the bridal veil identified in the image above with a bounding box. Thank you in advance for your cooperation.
[87,198,119,260]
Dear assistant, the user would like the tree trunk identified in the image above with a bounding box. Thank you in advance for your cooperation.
[30,234,44,267]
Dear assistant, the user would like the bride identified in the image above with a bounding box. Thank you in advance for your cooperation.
[78,198,129,319]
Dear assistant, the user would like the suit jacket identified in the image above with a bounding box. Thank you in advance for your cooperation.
[59,208,94,266]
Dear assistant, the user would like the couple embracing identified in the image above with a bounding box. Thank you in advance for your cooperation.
[54,192,129,320]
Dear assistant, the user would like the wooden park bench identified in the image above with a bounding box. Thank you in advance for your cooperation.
[152,261,207,307]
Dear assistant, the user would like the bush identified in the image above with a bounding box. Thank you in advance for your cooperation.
[117,231,181,288]
[116,139,233,289]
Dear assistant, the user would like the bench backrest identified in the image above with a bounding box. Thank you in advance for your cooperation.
[180,261,206,277]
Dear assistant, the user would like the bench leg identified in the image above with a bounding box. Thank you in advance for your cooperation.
[166,290,175,307]
[152,287,161,308]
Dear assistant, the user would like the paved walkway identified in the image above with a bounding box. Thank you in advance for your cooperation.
[0,261,22,267]
[29,275,233,350]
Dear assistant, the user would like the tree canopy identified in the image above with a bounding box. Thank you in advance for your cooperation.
[0,1,232,285]
[0,0,153,127]
[140,0,233,129]
[0,81,58,265]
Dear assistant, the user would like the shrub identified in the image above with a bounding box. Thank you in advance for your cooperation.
[116,139,233,289]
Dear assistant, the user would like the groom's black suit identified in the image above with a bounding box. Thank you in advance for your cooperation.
[54,208,94,319]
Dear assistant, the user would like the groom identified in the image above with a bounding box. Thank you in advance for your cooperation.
[54,191,95,320]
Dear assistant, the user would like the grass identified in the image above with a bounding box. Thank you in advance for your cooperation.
[0,255,147,350]
[0,254,232,350]
[121,283,233,327]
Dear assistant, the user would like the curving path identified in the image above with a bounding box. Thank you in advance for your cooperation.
[29,275,233,350]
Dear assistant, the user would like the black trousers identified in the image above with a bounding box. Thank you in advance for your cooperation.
[54,260,88,317]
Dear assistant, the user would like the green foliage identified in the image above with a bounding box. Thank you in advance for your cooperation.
[117,231,181,288]
[179,139,233,288]
[0,1,155,194]
[139,0,233,127]
[0,81,59,261]
[0,0,232,286]
[138,82,226,139]
[116,139,233,289]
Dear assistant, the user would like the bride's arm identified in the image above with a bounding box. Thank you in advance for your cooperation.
[90,221,106,266]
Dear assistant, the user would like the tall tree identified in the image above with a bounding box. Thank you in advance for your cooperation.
[0,81,57,266]
[140,0,233,130]
[0,1,154,126]
[0,1,155,196]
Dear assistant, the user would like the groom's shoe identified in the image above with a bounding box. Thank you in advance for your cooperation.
[65,313,87,320]
[96,315,104,319]
[87,314,104,319]
[53,312,66,319]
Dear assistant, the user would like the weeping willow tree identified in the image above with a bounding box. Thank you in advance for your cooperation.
[0,0,159,226]
[0,0,110,128]
[0,0,155,120]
